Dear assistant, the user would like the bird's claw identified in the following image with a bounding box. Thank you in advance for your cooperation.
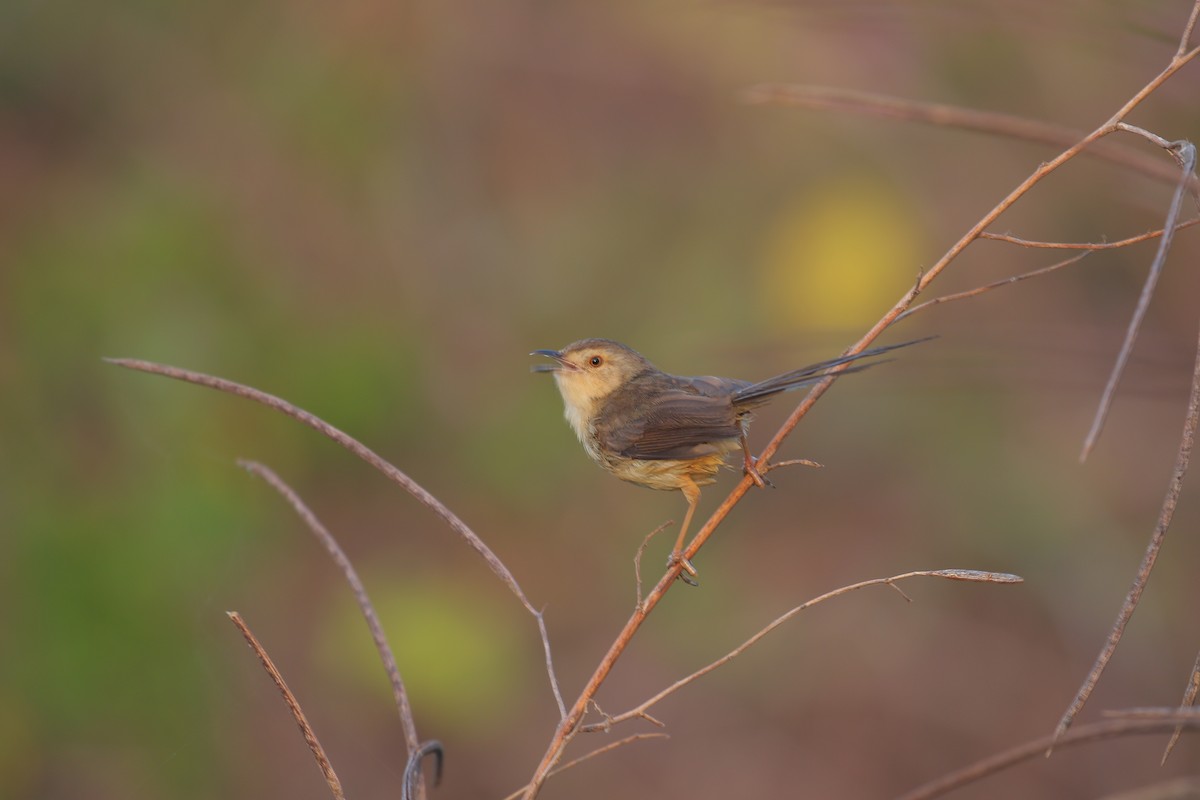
[668,550,700,586]
[744,456,774,489]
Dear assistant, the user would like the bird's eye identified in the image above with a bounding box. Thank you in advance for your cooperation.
[589,355,603,367]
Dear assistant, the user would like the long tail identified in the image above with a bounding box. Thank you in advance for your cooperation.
[731,336,934,406]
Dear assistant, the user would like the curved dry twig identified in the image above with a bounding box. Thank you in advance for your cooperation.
[896,253,1090,322]
[633,522,672,609]
[227,612,346,800]
[1104,705,1200,720]
[1101,777,1200,800]
[501,733,670,800]
[1163,649,1200,765]
[980,217,1200,250]
[1052,325,1200,746]
[581,570,1023,732]
[402,740,444,800]
[742,84,1200,192]
[1080,138,1198,462]
[1180,1,1200,55]
[897,714,1200,800]
[238,461,423,768]
[104,358,566,719]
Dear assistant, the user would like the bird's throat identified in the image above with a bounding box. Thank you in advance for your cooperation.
[553,373,601,453]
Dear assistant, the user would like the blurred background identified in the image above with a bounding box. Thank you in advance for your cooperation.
[3,0,1200,797]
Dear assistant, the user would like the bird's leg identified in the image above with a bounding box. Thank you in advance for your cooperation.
[669,478,701,585]
[740,429,773,489]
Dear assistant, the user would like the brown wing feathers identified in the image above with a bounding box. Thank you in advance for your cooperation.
[596,338,930,461]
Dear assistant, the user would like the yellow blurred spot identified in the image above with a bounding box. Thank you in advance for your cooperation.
[316,574,525,733]
[758,177,923,332]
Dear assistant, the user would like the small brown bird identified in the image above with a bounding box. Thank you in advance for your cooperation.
[532,337,925,580]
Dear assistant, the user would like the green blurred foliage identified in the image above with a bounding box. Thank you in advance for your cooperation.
[315,574,528,735]
[2,1,1199,798]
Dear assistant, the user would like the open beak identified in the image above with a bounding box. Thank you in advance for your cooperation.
[530,349,576,373]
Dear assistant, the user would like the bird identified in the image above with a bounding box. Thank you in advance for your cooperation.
[531,337,926,582]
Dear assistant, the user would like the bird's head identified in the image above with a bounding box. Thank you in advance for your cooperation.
[531,338,652,421]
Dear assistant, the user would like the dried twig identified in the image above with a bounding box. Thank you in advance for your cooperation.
[980,218,1200,250]
[238,461,423,775]
[633,522,672,609]
[105,358,566,719]
[1103,706,1200,720]
[896,253,1090,322]
[402,740,444,800]
[1080,137,1198,462]
[743,84,1200,192]
[763,458,823,471]
[227,612,345,800]
[501,734,669,800]
[1180,0,1200,56]
[897,714,1200,800]
[1162,649,1200,765]
[581,570,1022,732]
[1094,776,1200,800]
[1052,325,1200,747]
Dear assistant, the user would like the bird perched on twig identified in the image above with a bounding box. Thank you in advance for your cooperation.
[531,337,928,582]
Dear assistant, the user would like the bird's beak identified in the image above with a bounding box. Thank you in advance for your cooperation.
[530,349,576,373]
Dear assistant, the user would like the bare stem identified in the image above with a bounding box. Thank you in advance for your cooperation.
[582,570,1021,731]
[227,612,345,800]
[403,740,444,800]
[743,84,1199,192]
[896,253,1090,322]
[500,734,670,800]
[1052,325,1200,746]
[897,714,1200,800]
[1080,139,1198,461]
[238,461,423,773]
[1163,649,1200,765]
[1176,0,1200,57]
[633,522,672,609]
[980,217,1200,250]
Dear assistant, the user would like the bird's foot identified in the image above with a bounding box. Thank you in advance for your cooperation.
[743,455,775,489]
[668,550,700,586]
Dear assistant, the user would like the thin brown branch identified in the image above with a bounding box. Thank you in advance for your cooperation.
[634,522,672,609]
[896,714,1200,800]
[1080,141,1198,462]
[743,84,1198,191]
[105,357,566,719]
[896,253,1090,322]
[1052,326,1200,746]
[227,612,345,800]
[522,31,1200,798]
[550,732,670,775]
[238,461,423,766]
[1118,122,1176,150]
[501,734,669,800]
[581,570,1022,732]
[980,217,1200,250]
[1163,649,1200,765]
[403,740,444,800]
[761,457,823,472]
[1103,706,1200,719]
[1095,776,1200,800]
[1177,0,1200,58]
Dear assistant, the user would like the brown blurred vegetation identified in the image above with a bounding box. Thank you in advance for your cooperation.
[2,1,1199,798]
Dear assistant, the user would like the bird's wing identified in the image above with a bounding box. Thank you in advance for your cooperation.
[596,380,745,460]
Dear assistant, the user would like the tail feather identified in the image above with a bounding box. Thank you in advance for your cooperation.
[731,336,932,405]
